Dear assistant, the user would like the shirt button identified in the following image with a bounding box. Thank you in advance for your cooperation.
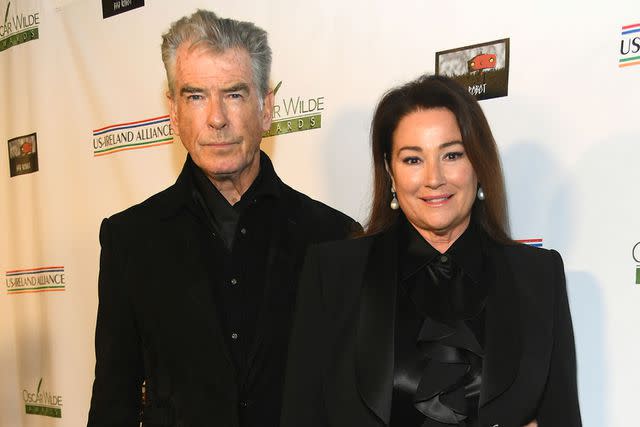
[240,400,248,408]
[231,333,238,340]
[240,227,247,235]
[440,255,448,263]
[230,278,238,286]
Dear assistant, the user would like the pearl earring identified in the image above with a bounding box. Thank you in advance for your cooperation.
[390,189,400,210]
[477,186,485,201]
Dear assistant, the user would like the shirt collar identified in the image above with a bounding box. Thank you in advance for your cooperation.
[398,215,485,284]
[188,150,282,211]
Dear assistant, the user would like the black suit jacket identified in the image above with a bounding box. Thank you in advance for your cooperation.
[87,156,358,427]
[282,224,581,427]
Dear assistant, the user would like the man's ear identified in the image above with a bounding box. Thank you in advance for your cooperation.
[261,90,274,132]
[167,91,180,136]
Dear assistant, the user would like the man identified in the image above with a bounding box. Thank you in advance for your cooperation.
[87,9,357,427]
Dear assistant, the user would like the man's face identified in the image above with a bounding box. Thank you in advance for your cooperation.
[169,44,273,181]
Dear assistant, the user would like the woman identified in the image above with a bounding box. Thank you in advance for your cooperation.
[281,75,581,427]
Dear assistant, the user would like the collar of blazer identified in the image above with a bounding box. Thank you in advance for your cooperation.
[153,153,286,220]
[355,223,521,425]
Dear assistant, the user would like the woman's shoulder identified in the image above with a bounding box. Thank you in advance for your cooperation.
[496,241,565,279]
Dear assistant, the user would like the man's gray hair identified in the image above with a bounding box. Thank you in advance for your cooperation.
[161,9,272,102]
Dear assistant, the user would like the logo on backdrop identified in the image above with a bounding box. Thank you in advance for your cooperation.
[102,0,144,19]
[516,238,543,248]
[633,242,640,284]
[619,22,640,68]
[0,1,40,53]
[8,132,38,177]
[5,266,66,295]
[263,81,324,138]
[23,378,63,419]
[435,38,510,100]
[92,115,173,157]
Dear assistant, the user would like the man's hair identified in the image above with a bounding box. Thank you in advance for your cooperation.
[161,9,272,102]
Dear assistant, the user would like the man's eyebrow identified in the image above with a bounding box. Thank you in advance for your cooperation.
[180,86,206,95]
[223,83,250,93]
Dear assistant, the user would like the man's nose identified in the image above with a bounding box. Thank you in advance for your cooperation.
[208,97,228,129]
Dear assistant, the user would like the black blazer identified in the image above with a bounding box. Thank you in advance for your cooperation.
[87,157,358,427]
[282,224,581,427]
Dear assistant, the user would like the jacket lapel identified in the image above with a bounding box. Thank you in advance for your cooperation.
[353,226,521,420]
[244,197,300,373]
[355,227,398,425]
[155,158,236,377]
[479,241,521,408]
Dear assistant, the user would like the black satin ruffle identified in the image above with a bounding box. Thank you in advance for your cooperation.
[391,224,487,427]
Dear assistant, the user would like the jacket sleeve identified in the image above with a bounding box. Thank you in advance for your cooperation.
[537,250,582,426]
[87,218,143,427]
[281,245,330,427]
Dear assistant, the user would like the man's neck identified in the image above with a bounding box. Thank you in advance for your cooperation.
[207,160,260,205]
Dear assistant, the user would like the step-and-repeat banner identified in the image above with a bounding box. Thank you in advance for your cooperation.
[1,0,638,425]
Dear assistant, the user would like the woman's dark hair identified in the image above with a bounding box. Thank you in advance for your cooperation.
[366,74,511,243]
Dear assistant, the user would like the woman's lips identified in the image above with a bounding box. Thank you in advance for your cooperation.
[420,194,453,204]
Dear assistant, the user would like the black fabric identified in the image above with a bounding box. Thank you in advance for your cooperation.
[87,152,360,427]
[390,218,487,427]
[281,219,582,427]
[190,153,280,250]
[189,153,281,371]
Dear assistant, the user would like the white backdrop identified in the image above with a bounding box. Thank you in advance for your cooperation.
[1,0,639,425]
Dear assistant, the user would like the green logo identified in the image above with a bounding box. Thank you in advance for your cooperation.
[0,1,40,53]
[23,378,63,418]
[263,81,324,138]
[4,2,11,25]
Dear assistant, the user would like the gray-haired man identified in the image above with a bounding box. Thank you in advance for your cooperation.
[88,9,357,427]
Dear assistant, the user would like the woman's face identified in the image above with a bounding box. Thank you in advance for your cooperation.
[389,108,478,244]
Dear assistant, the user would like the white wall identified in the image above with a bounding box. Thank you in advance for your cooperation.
[1,0,638,425]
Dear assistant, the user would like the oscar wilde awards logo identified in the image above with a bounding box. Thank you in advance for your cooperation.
[619,22,640,68]
[22,378,63,419]
[92,115,173,157]
[263,81,324,138]
[7,132,38,177]
[0,1,40,53]
[633,242,640,285]
[5,265,66,294]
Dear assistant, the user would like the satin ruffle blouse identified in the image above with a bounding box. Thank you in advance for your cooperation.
[390,218,488,427]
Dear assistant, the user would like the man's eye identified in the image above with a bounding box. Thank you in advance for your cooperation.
[187,94,204,101]
[228,93,243,100]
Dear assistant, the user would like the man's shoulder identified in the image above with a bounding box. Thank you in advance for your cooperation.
[280,183,356,227]
[104,181,182,228]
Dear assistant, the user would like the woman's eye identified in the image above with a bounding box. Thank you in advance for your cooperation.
[444,152,464,160]
[402,157,421,165]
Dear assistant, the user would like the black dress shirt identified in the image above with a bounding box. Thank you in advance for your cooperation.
[189,153,282,407]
